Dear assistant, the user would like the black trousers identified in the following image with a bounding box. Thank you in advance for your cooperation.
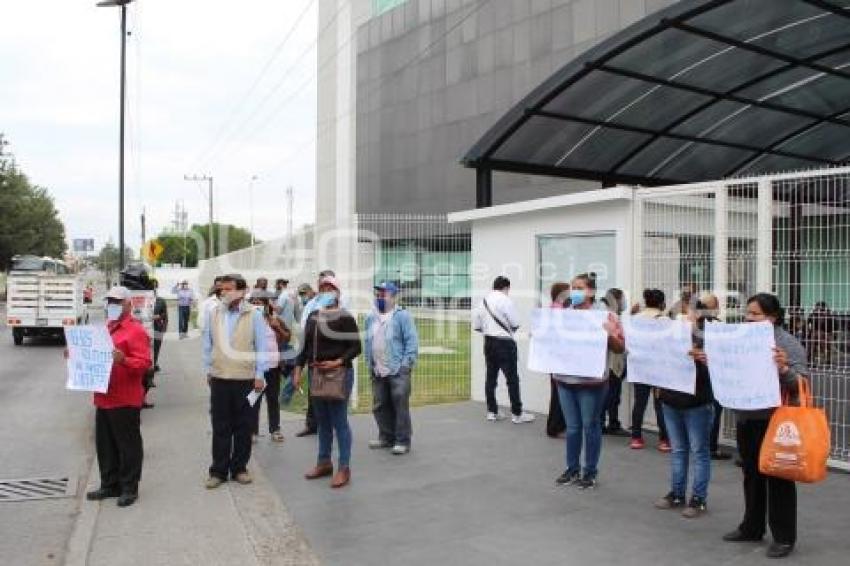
[253,367,282,435]
[602,372,624,429]
[547,378,566,437]
[209,378,255,480]
[178,306,191,335]
[95,407,143,494]
[710,400,724,452]
[631,383,668,441]
[736,419,797,544]
[484,336,522,416]
[153,338,163,366]
[304,367,317,432]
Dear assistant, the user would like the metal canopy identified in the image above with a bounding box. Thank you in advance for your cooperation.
[463,0,850,203]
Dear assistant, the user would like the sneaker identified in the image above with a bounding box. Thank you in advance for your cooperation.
[654,491,686,510]
[391,444,410,455]
[607,426,630,437]
[271,431,285,443]
[486,412,505,422]
[555,470,581,486]
[205,476,225,490]
[116,492,138,508]
[657,440,672,453]
[577,475,597,490]
[511,412,536,424]
[86,487,121,501]
[234,471,253,485]
[682,497,707,519]
[629,438,645,450]
[368,440,392,449]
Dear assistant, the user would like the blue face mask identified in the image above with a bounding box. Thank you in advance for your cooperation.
[106,304,123,321]
[315,292,337,308]
[375,298,387,313]
[569,289,587,306]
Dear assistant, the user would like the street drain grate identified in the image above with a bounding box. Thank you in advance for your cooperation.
[0,476,77,502]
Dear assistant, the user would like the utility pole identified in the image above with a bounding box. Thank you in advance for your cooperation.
[286,186,294,239]
[184,174,214,257]
[140,207,146,244]
[249,175,258,247]
[97,0,133,271]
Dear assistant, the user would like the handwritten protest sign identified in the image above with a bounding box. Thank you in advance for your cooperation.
[704,321,780,410]
[65,325,113,393]
[624,317,695,394]
[528,309,608,379]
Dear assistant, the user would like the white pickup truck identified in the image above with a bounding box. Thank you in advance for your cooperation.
[5,255,85,345]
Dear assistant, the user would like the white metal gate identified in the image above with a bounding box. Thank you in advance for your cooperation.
[635,167,850,470]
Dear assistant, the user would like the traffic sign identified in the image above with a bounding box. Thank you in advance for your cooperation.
[142,240,164,263]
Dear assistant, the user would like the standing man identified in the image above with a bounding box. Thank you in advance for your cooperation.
[200,276,224,333]
[203,274,268,488]
[254,277,269,294]
[294,283,315,328]
[85,286,152,507]
[152,279,168,373]
[365,282,418,455]
[473,276,535,424]
[173,280,195,339]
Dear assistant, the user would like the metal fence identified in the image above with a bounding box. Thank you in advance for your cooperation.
[352,214,472,409]
[635,167,850,469]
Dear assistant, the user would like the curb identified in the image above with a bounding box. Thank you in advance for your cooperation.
[64,455,99,566]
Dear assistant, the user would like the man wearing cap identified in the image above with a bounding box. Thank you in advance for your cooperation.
[172,280,195,339]
[364,282,419,455]
[85,286,152,508]
[203,273,269,488]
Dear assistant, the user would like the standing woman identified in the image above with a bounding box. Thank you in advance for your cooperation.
[654,294,719,518]
[554,273,625,489]
[546,282,570,438]
[293,276,362,488]
[695,293,807,559]
[249,292,290,443]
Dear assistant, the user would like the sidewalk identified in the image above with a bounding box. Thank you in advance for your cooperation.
[66,337,318,566]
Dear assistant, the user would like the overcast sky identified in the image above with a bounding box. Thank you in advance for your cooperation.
[0,0,318,253]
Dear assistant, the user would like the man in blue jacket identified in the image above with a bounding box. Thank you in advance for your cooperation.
[365,282,419,455]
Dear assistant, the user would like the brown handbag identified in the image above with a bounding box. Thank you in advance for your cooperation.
[309,314,348,401]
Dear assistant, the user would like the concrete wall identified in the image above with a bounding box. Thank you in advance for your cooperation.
[354,0,678,216]
[458,188,635,414]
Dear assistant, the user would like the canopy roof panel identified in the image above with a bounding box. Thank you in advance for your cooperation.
[463,0,850,187]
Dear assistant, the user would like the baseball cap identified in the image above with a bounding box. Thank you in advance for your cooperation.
[106,286,130,301]
[318,275,341,291]
[374,281,400,295]
[297,283,312,294]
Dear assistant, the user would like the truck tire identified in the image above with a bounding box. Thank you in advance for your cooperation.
[13,328,24,346]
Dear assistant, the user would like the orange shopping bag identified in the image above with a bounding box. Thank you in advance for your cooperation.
[759,378,830,483]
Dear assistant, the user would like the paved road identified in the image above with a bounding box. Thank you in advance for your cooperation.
[0,309,94,566]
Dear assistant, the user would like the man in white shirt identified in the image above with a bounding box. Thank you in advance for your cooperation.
[473,276,535,424]
[200,276,224,334]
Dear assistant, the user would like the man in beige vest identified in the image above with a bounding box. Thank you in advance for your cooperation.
[202,274,269,488]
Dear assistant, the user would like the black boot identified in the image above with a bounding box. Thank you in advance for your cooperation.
[86,486,121,501]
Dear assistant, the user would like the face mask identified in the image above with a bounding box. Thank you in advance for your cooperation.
[222,291,242,306]
[106,304,123,321]
[375,298,387,313]
[569,290,587,305]
[315,292,337,308]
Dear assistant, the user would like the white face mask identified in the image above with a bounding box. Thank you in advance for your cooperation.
[106,304,123,321]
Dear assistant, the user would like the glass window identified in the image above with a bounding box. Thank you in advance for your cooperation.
[538,233,618,307]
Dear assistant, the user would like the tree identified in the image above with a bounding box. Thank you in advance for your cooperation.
[95,242,135,283]
[0,134,67,270]
[152,223,257,267]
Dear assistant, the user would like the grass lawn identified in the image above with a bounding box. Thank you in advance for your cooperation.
[281,317,471,415]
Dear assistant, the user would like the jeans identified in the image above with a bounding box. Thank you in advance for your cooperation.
[372,368,412,446]
[737,419,797,544]
[314,368,354,468]
[631,383,668,441]
[253,367,282,434]
[484,336,523,416]
[601,372,623,429]
[558,382,608,478]
[209,378,255,480]
[178,305,191,335]
[95,407,143,494]
[662,402,713,500]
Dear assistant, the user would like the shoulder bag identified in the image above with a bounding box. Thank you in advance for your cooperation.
[309,313,348,401]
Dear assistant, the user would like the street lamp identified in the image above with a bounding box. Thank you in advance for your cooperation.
[249,175,258,247]
[97,0,133,271]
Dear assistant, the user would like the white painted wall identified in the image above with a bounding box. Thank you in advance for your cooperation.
[460,191,635,415]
